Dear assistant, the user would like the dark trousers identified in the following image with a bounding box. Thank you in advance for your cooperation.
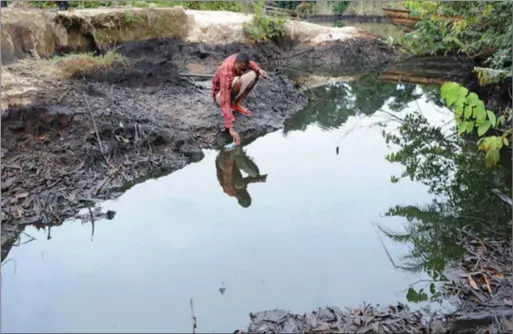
[1,1,7,7]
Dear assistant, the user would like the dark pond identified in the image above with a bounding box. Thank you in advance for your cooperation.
[2,73,510,333]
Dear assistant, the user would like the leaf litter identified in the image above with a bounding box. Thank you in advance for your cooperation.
[237,229,512,333]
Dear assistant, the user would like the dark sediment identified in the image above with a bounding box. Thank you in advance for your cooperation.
[242,304,429,333]
[0,35,398,259]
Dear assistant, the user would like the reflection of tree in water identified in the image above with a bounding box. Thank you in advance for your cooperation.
[215,147,267,208]
[283,73,422,133]
[379,111,511,299]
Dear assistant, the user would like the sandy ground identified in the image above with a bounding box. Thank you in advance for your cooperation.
[184,9,365,45]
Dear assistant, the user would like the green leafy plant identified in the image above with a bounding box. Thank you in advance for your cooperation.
[400,1,512,72]
[27,1,242,12]
[296,2,314,18]
[277,1,299,10]
[406,287,428,303]
[331,1,349,15]
[473,67,510,87]
[124,9,134,23]
[243,0,286,43]
[440,81,511,167]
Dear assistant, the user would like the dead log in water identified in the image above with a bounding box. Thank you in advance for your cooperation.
[378,56,473,86]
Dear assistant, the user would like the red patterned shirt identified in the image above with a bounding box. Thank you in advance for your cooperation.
[216,153,237,197]
[212,53,260,129]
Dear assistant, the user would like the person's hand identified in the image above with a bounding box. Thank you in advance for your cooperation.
[258,174,268,183]
[229,128,241,145]
[258,69,267,78]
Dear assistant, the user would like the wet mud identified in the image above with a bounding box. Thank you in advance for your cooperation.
[239,236,512,334]
[241,304,429,333]
[238,303,513,333]
[0,36,398,255]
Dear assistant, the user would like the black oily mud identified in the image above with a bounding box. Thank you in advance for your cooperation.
[0,35,399,260]
[0,39,313,251]
[79,36,399,87]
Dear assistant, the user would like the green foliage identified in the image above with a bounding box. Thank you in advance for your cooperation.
[401,1,512,71]
[384,113,458,190]
[160,1,242,12]
[381,109,511,300]
[243,0,286,43]
[124,9,134,23]
[28,1,108,8]
[284,73,422,133]
[275,1,315,17]
[277,1,299,10]
[27,1,242,12]
[406,287,428,303]
[403,1,439,18]
[440,82,511,167]
[331,1,349,15]
[478,136,511,168]
[295,2,314,17]
[473,67,510,87]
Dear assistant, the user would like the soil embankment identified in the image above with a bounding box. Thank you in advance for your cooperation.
[0,8,398,256]
[1,7,375,63]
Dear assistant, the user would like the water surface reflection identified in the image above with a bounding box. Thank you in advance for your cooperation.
[215,148,267,208]
[2,77,453,333]
[378,107,512,303]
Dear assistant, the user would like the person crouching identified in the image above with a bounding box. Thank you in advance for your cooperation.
[212,52,267,146]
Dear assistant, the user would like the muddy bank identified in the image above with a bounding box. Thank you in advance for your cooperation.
[238,304,513,333]
[1,7,374,64]
[0,33,398,255]
[1,7,189,63]
[239,229,512,334]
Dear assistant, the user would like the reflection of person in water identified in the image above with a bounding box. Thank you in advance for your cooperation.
[215,147,267,208]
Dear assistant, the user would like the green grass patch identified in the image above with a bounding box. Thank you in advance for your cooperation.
[242,0,286,43]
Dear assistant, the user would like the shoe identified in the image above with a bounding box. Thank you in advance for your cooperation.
[232,104,251,116]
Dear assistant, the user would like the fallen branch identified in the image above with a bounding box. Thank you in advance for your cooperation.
[453,309,513,321]
[87,206,95,242]
[94,166,122,195]
[179,72,214,79]
[82,92,106,158]
[190,298,197,334]
[1,258,17,274]
[283,47,315,60]
[373,222,398,269]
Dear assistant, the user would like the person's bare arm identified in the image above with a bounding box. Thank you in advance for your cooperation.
[249,61,267,78]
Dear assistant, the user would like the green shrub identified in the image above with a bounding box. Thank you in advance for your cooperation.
[331,1,349,14]
[401,1,512,71]
[277,1,299,10]
[29,1,112,8]
[440,81,511,167]
[153,1,242,12]
[27,1,242,12]
[243,0,286,43]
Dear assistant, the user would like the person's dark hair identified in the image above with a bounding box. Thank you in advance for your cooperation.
[237,189,252,208]
[235,53,250,66]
